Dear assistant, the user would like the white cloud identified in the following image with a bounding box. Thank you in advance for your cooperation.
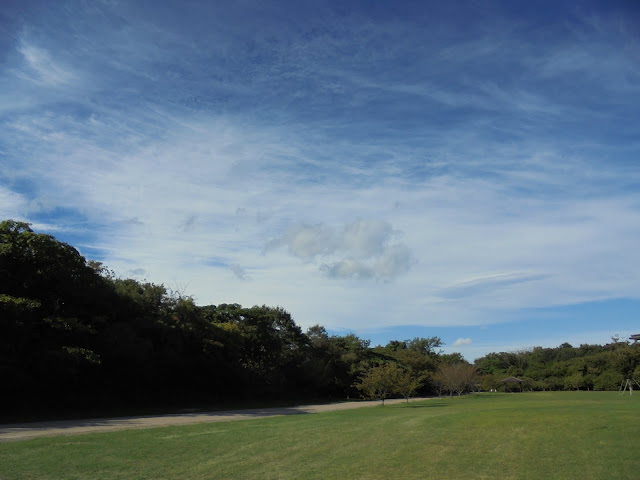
[321,259,373,279]
[453,338,472,347]
[266,224,336,260]
[265,220,413,280]
[342,220,392,258]
[0,187,28,219]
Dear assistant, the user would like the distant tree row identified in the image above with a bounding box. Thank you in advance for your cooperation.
[474,342,640,392]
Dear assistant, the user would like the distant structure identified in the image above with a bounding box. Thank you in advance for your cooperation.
[620,378,640,396]
[630,334,640,344]
[501,376,524,392]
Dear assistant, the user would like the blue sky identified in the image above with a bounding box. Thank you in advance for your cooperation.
[2,0,640,359]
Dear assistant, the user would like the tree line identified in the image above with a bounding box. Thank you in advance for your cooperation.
[475,341,640,392]
[0,220,456,414]
[2,220,638,417]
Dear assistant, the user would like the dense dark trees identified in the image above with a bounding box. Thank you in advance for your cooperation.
[0,220,447,414]
[2,219,638,418]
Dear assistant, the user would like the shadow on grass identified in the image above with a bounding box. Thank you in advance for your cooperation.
[404,402,451,408]
[0,406,312,439]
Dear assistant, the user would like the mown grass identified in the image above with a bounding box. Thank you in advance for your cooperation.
[2,392,639,479]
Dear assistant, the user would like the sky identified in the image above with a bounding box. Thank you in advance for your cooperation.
[1,0,640,360]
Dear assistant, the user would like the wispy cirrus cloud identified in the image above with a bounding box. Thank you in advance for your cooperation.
[438,273,550,300]
[1,1,640,356]
[16,42,76,87]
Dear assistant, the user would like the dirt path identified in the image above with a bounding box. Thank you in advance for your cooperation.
[0,397,430,442]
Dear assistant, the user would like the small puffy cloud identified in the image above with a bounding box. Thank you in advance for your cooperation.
[266,219,413,280]
[375,244,413,278]
[321,259,374,279]
[453,338,472,347]
[342,220,392,258]
[267,224,336,259]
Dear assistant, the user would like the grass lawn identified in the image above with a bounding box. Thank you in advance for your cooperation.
[2,392,639,479]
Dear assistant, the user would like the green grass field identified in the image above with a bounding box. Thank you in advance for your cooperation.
[2,392,639,480]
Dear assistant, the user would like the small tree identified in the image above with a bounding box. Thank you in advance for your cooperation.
[434,363,478,396]
[395,368,424,403]
[433,366,456,397]
[356,363,403,406]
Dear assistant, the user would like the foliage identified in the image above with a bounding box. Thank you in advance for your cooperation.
[355,362,423,405]
[433,363,478,396]
[393,367,424,402]
[475,342,640,392]
[355,363,401,405]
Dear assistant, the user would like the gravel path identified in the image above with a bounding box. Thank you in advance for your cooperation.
[0,397,430,442]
